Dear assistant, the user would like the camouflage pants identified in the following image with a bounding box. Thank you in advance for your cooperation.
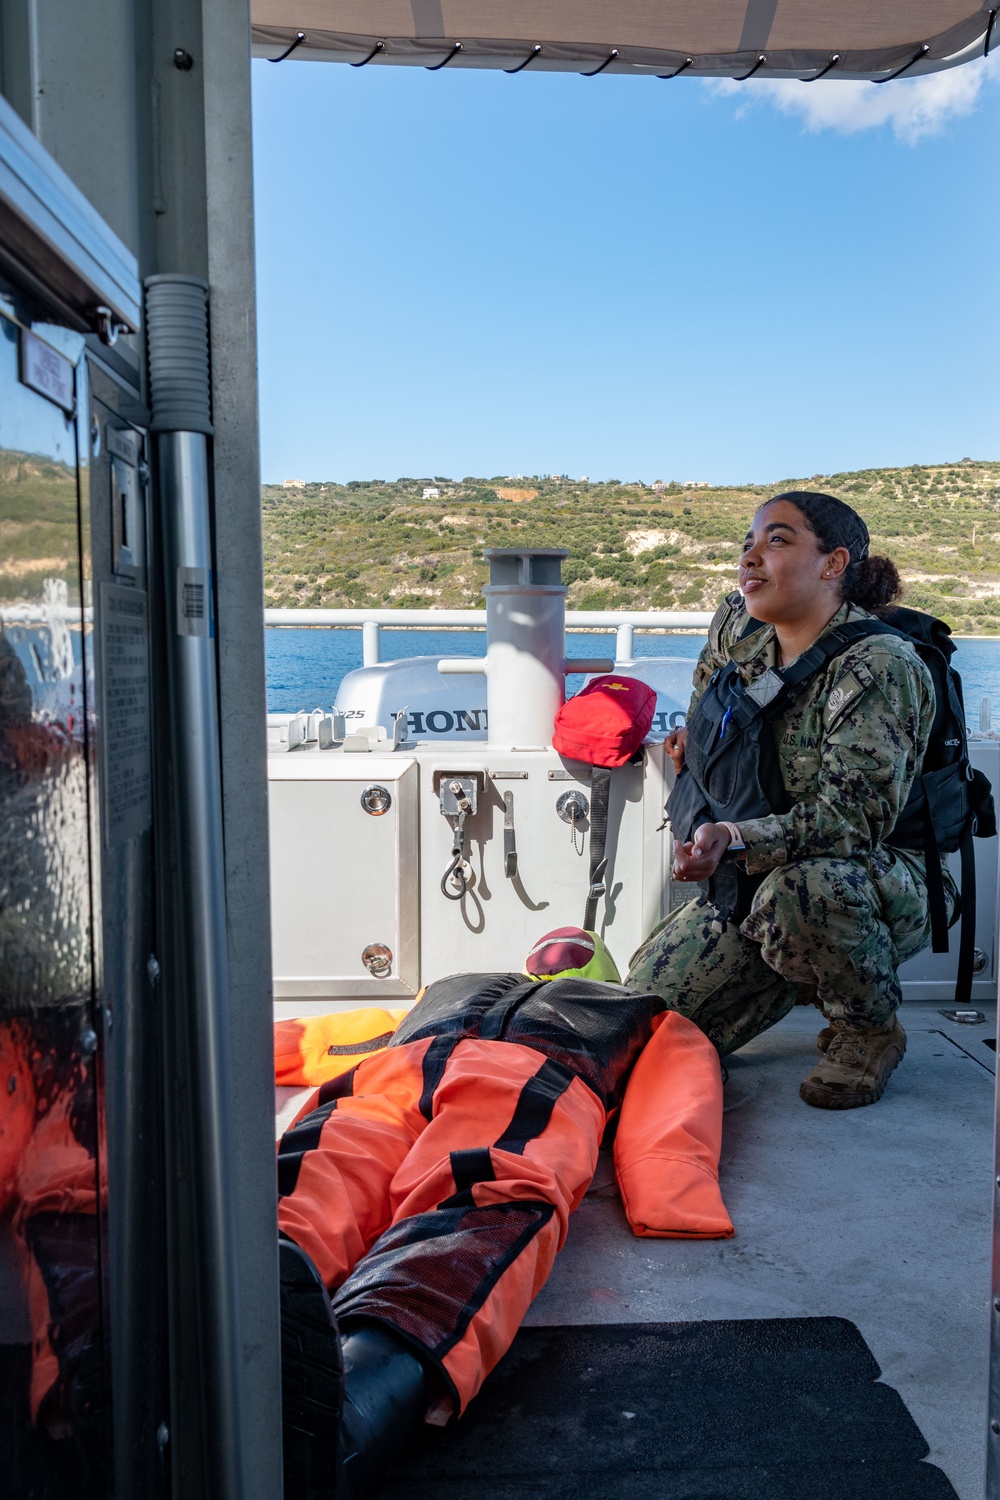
[627,849,956,1057]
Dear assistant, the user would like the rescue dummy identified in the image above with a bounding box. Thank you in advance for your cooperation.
[275,926,732,1500]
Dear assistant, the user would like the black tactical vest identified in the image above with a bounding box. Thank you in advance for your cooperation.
[667,652,789,922]
[668,619,900,923]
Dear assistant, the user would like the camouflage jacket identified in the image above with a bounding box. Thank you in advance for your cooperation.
[690,594,935,877]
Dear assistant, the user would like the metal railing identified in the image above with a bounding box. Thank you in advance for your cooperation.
[263,606,713,668]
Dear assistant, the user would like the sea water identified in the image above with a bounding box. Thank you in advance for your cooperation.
[265,626,1000,732]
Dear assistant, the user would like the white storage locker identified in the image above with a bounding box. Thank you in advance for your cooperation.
[268,756,419,1014]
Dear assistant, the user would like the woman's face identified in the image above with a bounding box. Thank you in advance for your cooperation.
[738,499,848,624]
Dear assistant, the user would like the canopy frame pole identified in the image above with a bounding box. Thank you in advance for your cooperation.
[988,1051,1000,1497]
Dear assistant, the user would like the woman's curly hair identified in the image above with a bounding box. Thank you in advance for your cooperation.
[770,490,901,611]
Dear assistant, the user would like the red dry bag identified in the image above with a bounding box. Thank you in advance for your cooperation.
[552,674,657,768]
[552,675,657,931]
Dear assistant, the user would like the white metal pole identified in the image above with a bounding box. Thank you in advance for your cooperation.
[362,619,381,665]
[482,549,567,746]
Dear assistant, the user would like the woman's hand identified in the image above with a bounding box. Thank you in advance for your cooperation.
[672,821,733,882]
[665,727,687,775]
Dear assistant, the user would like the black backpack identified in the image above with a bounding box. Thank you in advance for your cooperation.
[877,606,996,1005]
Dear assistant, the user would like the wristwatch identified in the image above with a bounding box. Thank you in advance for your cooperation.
[718,821,746,861]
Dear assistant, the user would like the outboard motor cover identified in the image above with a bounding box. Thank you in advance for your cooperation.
[333,654,695,744]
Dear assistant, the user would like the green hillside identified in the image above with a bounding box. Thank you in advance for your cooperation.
[262,461,1000,634]
[0,450,81,604]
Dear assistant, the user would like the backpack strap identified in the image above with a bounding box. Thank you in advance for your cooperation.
[584,765,612,931]
[954,822,977,1008]
[922,816,950,956]
[708,592,750,659]
[727,619,899,733]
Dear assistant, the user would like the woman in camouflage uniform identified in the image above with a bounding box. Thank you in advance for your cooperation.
[627,491,956,1109]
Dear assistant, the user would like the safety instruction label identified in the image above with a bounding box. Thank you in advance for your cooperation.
[20,328,75,413]
[99,583,152,844]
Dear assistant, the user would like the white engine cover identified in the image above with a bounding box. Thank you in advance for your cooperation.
[336,655,489,739]
[333,654,696,742]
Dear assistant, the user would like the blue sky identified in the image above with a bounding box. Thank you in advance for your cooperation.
[252,57,1000,486]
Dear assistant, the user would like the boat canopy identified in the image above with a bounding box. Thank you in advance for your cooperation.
[251,0,997,80]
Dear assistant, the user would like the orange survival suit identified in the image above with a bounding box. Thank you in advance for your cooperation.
[276,972,732,1419]
[0,1017,104,1439]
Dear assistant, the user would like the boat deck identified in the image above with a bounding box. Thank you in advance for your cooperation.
[275,999,995,1497]
[526,1001,995,1499]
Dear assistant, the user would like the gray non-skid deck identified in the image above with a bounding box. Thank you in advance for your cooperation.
[274,1001,996,1495]
[525,1001,996,1500]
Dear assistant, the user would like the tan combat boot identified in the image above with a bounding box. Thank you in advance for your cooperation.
[799,1018,906,1109]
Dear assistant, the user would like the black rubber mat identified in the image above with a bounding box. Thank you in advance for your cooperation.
[374,1318,959,1499]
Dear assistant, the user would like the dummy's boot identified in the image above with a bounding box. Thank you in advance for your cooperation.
[799,1017,906,1109]
[337,1322,433,1500]
[280,1239,344,1500]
